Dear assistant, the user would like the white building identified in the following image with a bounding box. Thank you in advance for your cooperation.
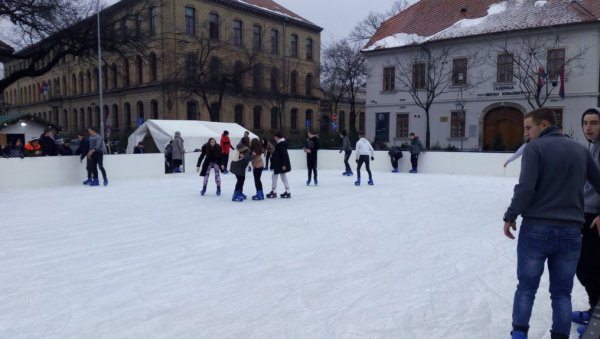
[363,0,600,150]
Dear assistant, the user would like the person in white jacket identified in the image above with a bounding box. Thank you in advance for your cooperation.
[354,132,375,186]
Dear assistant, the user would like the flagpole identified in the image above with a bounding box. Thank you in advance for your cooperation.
[96,0,105,142]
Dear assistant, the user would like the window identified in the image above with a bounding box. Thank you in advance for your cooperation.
[111,64,118,88]
[209,57,220,82]
[359,112,365,132]
[290,71,298,94]
[137,101,144,121]
[233,61,243,92]
[102,65,108,90]
[547,48,565,79]
[112,104,119,129]
[271,29,279,54]
[253,64,263,90]
[122,18,130,38]
[123,58,130,86]
[125,103,132,127]
[270,68,279,93]
[151,100,158,119]
[135,14,142,37]
[73,109,78,129]
[306,38,313,60]
[412,63,426,89]
[305,73,313,96]
[79,108,85,129]
[291,34,299,58]
[187,101,197,120]
[497,53,513,83]
[290,108,298,130]
[396,113,409,138]
[185,53,196,79]
[209,13,219,41]
[149,7,157,35]
[234,104,244,126]
[450,111,466,138]
[383,66,395,91]
[233,20,242,46]
[86,70,92,93]
[79,72,84,94]
[136,56,143,84]
[185,6,195,35]
[253,25,262,50]
[210,102,219,122]
[452,58,468,85]
[253,106,262,129]
[149,53,157,82]
[305,109,313,129]
[270,107,278,130]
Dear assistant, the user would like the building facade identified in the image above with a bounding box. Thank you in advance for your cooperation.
[363,0,600,150]
[2,0,322,142]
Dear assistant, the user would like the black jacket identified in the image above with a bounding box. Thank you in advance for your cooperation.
[76,138,90,161]
[196,143,222,176]
[305,136,319,159]
[39,135,58,156]
[271,139,291,174]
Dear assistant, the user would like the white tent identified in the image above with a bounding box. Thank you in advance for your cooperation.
[126,120,258,154]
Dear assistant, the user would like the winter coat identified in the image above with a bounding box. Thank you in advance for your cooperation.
[196,143,222,176]
[251,148,264,168]
[39,135,58,156]
[230,145,251,176]
[76,138,89,160]
[7,144,25,158]
[172,137,185,160]
[220,135,234,155]
[270,139,291,174]
[410,137,425,155]
[341,135,352,152]
[388,147,403,159]
[583,108,600,214]
[355,138,374,159]
[305,136,319,159]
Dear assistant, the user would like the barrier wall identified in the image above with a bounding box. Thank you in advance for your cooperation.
[1,151,520,190]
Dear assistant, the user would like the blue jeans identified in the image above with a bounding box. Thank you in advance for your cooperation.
[512,224,582,336]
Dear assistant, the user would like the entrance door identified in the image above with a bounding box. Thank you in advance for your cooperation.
[483,107,524,151]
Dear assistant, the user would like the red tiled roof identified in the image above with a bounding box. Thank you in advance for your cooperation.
[365,0,600,50]
[236,0,318,26]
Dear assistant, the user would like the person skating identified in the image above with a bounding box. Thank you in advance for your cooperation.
[250,138,265,200]
[354,132,374,186]
[339,130,353,176]
[388,146,403,172]
[171,131,185,173]
[75,132,93,185]
[572,108,600,335]
[304,131,319,185]
[229,143,251,202]
[241,131,252,172]
[266,132,291,198]
[262,138,273,171]
[503,108,600,339]
[408,132,425,173]
[87,127,108,186]
[219,130,235,174]
[196,138,223,196]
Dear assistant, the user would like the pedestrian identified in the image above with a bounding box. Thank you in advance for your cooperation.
[133,142,144,154]
[266,132,291,199]
[354,131,374,186]
[388,146,403,172]
[87,127,108,186]
[339,130,353,176]
[196,137,223,196]
[76,132,93,185]
[171,131,185,173]
[261,138,273,171]
[504,140,528,167]
[39,127,59,156]
[572,108,600,335]
[408,132,425,173]
[304,131,319,185]
[229,143,251,202]
[164,140,173,173]
[250,138,265,200]
[219,130,235,174]
[503,108,600,339]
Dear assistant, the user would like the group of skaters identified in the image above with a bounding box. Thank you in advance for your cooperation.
[502,108,600,339]
[1,127,74,158]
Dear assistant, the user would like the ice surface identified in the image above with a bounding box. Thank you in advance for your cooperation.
[0,170,587,338]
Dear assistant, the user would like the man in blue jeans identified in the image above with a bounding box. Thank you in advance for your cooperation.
[503,108,600,339]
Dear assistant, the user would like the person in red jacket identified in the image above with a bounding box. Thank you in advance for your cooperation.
[220,130,235,174]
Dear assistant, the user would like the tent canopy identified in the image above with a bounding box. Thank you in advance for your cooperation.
[126,120,258,154]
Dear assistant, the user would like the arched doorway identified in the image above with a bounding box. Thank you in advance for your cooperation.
[483,106,524,151]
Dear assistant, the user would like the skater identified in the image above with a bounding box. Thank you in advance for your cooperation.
[266,132,291,198]
[261,138,273,171]
[219,130,235,174]
[250,138,265,200]
[87,127,108,186]
[304,131,319,185]
[196,138,223,196]
[339,130,353,176]
[502,108,600,339]
[504,140,528,167]
[76,132,93,185]
[241,131,251,172]
[164,140,173,173]
[408,132,425,173]
[572,108,600,335]
[388,146,403,172]
[171,131,185,173]
[229,143,251,202]
[354,131,374,186]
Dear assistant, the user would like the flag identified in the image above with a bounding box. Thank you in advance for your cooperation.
[559,65,565,99]
[536,66,546,91]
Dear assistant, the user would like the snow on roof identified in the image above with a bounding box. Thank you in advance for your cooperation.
[364,0,600,51]
[235,0,317,27]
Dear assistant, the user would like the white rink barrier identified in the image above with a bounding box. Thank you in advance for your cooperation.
[1,150,520,189]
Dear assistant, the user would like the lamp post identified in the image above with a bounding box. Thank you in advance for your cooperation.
[96,0,105,141]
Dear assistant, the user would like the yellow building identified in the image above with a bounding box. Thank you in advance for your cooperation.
[2,0,322,142]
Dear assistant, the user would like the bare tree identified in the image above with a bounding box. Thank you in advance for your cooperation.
[349,0,412,44]
[493,31,587,110]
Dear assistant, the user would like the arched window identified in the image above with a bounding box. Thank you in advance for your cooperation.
[136,55,143,84]
[61,76,66,96]
[290,71,298,94]
[111,63,118,88]
[93,67,98,92]
[186,101,197,120]
[123,58,130,86]
[233,61,243,92]
[79,72,84,94]
[270,107,278,130]
[71,73,77,95]
[124,103,132,127]
[305,73,313,96]
[73,109,78,130]
[305,109,313,130]
[210,102,220,122]
[270,67,279,93]
[253,63,263,91]
[234,104,244,126]
[102,65,108,90]
[253,105,262,129]
[290,108,298,130]
[87,107,93,128]
[79,108,85,129]
[86,70,92,93]
[63,109,69,131]
[359,112,365,132]
[151,100,158,119]
[209,57,220,82]
[112,104,119,129]
[149,52,157,82]
[137,101,144,123]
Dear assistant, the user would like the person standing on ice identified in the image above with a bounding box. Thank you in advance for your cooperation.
[339,130,353,176]
[196,137,223,196]
[266,132,291,199]
[219,130,235,174]
[171,131,185,173]
[354,131,374,186]
[250,138,265,200]
[408,132,424,173]
[571,108,600,336]
[230,143,251,202]
[87,127,108,186]
[502,108,600,339]
[304,131,319,186]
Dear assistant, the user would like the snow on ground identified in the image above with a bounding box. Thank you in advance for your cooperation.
[0,170,587,338]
